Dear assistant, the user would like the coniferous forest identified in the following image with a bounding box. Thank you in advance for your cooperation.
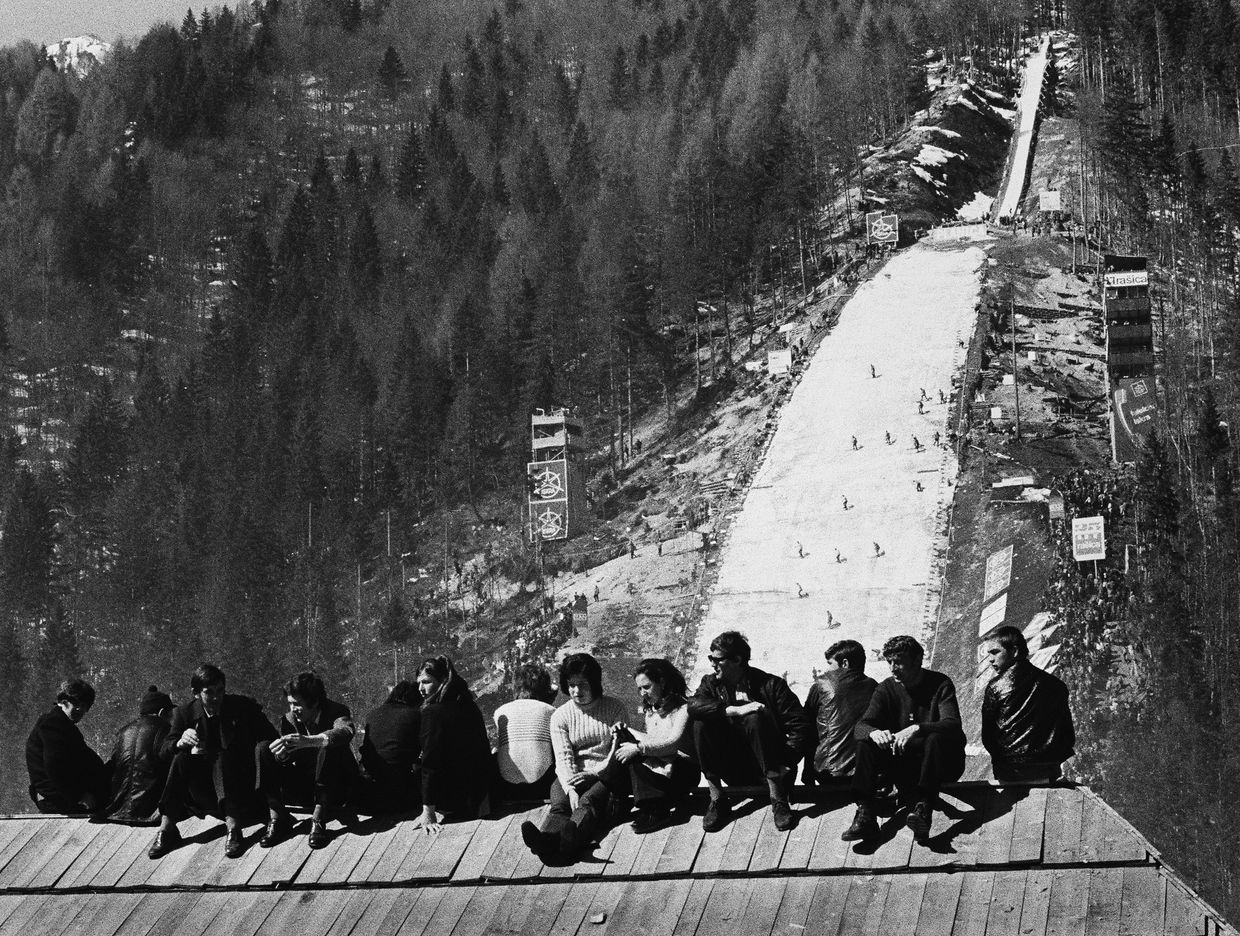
[5,0,1240,916]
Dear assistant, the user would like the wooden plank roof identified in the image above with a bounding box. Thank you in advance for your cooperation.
[0,784,1231,936]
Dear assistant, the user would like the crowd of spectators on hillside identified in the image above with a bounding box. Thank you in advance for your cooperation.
[25,625,1076,863]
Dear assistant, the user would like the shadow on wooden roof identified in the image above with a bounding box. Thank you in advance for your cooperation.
[0,783,1231,935]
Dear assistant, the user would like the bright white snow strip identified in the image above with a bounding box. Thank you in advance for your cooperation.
[995,35,1049,219]
[916,144,957,166]
[958,191,994,221]
[690,240,988,696]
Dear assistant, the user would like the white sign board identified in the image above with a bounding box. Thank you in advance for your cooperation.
[767,348,792,375]
[1071,515,1106,561]
[1038,189,1061,211]
[1104,270,1149,287]
[983,544,1014,603]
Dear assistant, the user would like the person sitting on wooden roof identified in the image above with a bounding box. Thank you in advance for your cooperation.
[803,640,878,786]
[493,664,558,804]
[842,636,966,845]
[521,653,628,861]
[981,625,1075,783]
[149,663,277,860]
[102,685,174,825]
[26,677,110,816]
[411,656,493,834]
[256,671,358,851]
[603,658,700,835]
[690,631,812,834]
[356,680,421,815]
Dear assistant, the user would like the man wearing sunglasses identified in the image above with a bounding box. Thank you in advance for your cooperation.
[689,631,811,833]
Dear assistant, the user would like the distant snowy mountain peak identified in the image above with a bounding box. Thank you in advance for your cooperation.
[46,36,111,76]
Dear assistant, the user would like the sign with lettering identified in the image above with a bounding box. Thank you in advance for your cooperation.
[1071,516,1106,561]
[983,545,1014,603]
[1111,376,1158,463]
[1104,270,1149,287]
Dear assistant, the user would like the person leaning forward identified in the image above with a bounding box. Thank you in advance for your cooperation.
[26,678,111,815]
[842,635,965,845]
[103,685,174,825]
[256,671,358,850]
[149,664,277,860]
[803,639,877,784]
[690,631,812,834]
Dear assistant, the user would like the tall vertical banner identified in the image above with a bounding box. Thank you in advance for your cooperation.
[866,211,899,245]
[1110,376,1158,463]
[527,459,585,541]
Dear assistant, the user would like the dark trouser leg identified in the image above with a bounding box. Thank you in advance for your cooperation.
[692,717,763,787]
[313,745,357,812]
[160,751,221,822]
[910,733,965,800]
[543,778,572,837]
[567,777,612,849]
[630,759,701,813]
[851,737,891,805]
[255,741,289,812]
[736,709,796,779]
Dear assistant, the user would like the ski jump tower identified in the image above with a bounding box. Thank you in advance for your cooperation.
[527,409,588,542]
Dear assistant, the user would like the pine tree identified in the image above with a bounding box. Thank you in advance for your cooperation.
[0,468,55,620]
[342,146,362,187]
[608,45,632,110]
[515,130,561,217]
[492,161,510,206]
[437,64,456,111]
[565,121,598,199]
[181,8,200,43]
[378,46,405,98]
[348,202,383,309]
[461,38,487,119]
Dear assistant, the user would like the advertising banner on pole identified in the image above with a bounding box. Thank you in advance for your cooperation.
[1110,376,1158,463]
[1071,516,1106,561]
[866,211,899,244]
[528,459,570,541]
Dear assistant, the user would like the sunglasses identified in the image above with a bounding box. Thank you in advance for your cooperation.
[708,655,731,668]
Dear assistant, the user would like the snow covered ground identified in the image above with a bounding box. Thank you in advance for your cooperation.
[994,36,1049,220]
[689,234,990,696]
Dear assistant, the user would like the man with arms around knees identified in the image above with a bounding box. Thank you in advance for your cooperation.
[690,631,812,833]
[842,635,965,844]
[26,678,110,815]
[150,664,277,859]
[804,640,877,784]
[104,685,175,824]
[256,671,357,850]
[982,625,1075,782]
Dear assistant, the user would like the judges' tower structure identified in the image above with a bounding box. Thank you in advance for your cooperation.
[527,409,588,542]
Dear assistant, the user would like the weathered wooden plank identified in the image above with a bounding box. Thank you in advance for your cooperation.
[912,789,986,870]
[878,872,929,934]
[372,816,434,882]
[1163,874,1208,936]
[338,889,404,936]
[807,803,855,871]
[452,815,513,882]
[109,893,184,936]
[0,821,38,865]
[502,882,572,935]
[54,822,131,888]
[294,824,359,885]
[0,820,80,887]
[255,891,351,936]
[985,869,1027,936]
[598,820,644,878]
[24,820,107,888]
[716,803,766,872]
[392,825,443,881]
[668,878,715,936]
[67,893,145,936]
[24,893,93,936]
[307,824,375,884]
[1077,796,1108,864]
[205,891,281,936]
[479,882,548,936]
[347,820,405,883]
[624,821,675,876]
[194,825,272,888]
[89,825,155,888]
[769,877,819,934]
[686,812,733,876]
[324,892,378,936]
[394,886,453,936]
[0,823,42,879]
[1017,868,1055,936]
[975,789,1021,866]
[480,813,536,881]
[1118,866,1163,936]
[747,809,790,872]
[1084,867,1122,936]
[147,891,220,936]
[776,808,818,870]
[736,877,788,936]
[694,876,756,934]
[653,819,704,875]
[1008,786,1048,864]
[802,874,853,935]
[413,887,477,936]
[841,873,892,936]
[546,880,624,936]
[1043,788,1085,866]
[448,886,511,936]
[1044,868,1089,936]
[0,895,49,936]
[914,870,965,936]
[950,869,996,936]
[871,814,917,871]
[140,818,217,887]
[245,827,313,888]
[411,821,479,881]
[598,878,694,936]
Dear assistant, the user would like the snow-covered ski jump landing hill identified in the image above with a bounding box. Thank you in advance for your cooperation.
[691,234,990,696]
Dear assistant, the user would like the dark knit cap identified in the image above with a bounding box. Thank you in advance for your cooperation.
[139,685,173,716]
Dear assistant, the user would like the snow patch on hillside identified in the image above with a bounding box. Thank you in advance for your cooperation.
[46,36,110,75]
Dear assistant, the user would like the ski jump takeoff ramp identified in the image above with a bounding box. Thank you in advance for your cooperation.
[690,235,989,696]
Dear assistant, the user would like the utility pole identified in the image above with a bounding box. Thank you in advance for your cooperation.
[1011,297,1022,441]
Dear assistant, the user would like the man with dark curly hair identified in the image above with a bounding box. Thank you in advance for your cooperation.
[841,635,965,845]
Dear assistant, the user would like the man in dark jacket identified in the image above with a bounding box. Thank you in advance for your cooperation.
[690,631,812,833]
[842,635,966,845]
[26,678,110,815]
[804,640,877,784]
[103,685,174,825]
[982,625,1075,782]
[149,663,278,860]
[256,671,357,849]
[357,680,421,814]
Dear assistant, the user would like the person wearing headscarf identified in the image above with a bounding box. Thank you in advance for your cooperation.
[413,656,492,833]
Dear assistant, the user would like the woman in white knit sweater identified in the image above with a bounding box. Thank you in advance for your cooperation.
[608,658,700,834]
[520,653,626,861]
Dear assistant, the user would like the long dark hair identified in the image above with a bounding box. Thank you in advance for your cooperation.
[633,658,688,714]
[418,655,471,705]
